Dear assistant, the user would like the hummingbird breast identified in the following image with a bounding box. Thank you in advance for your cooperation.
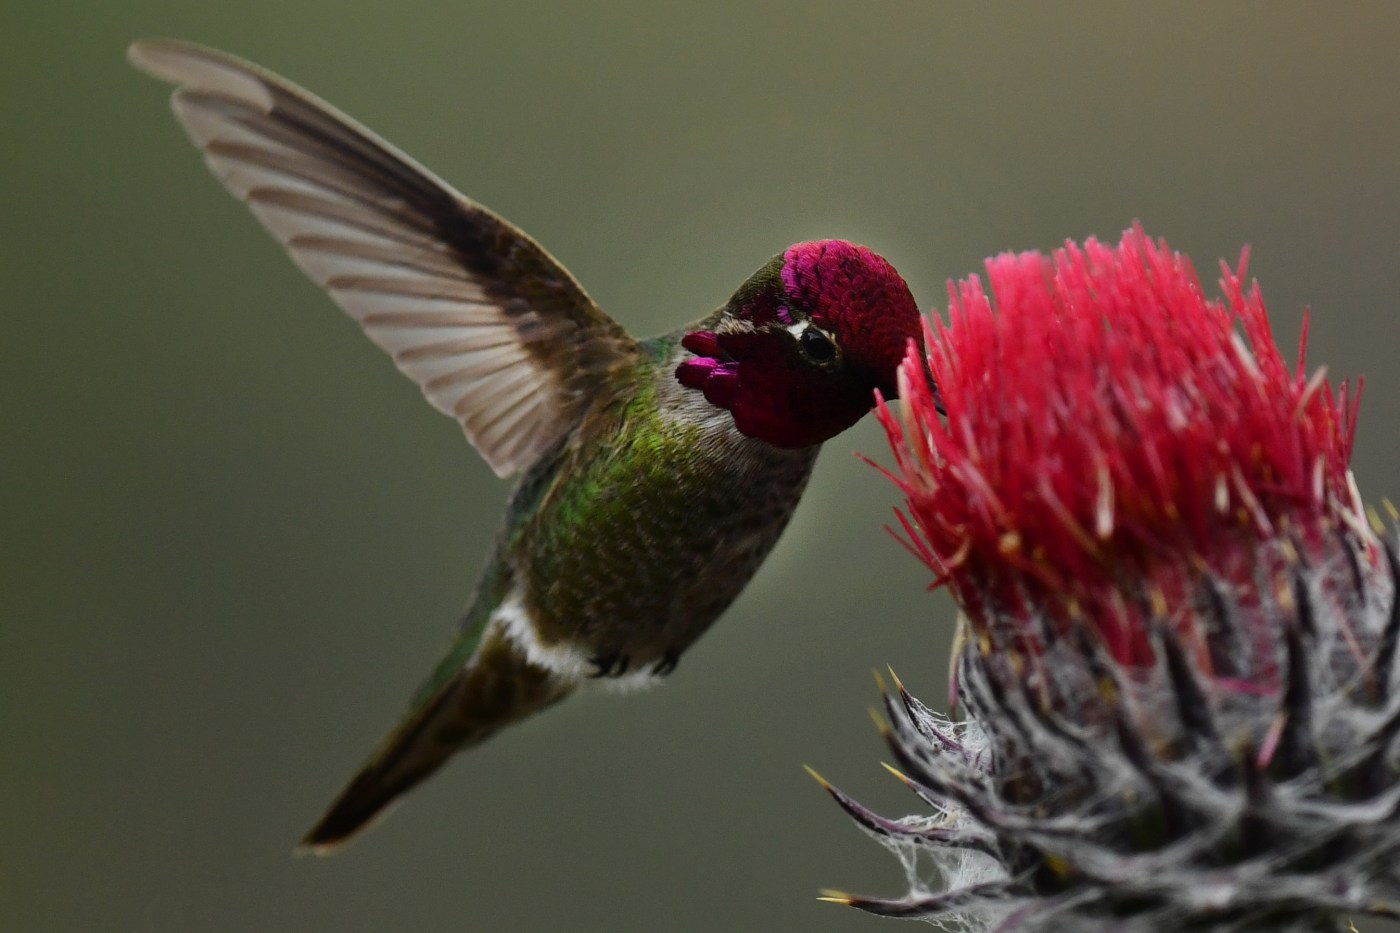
[503,338,820,683]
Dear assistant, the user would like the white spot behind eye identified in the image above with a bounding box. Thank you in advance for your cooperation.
[789,321,835,343]
[792,321,840,365]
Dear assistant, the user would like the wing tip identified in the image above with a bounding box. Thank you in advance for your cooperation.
[127,37,198,80]
[127,37,172,66]
[127,38,274,108]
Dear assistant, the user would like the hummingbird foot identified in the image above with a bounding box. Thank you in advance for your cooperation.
[588,650,631,678]
[651,651,680,677]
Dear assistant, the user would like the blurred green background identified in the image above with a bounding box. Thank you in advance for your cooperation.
[6,3,1400,931]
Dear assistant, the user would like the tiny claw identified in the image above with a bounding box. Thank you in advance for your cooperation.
[587,651,632,678]
[651,650,680,677]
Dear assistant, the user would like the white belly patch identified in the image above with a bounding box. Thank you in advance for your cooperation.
[490,591,666,692]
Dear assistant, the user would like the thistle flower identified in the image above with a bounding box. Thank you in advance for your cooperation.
[818,226,1400,932]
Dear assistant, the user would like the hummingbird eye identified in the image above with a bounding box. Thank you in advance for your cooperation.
[799,326,839,365]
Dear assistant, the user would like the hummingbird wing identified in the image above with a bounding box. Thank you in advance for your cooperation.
[129,39,641,477]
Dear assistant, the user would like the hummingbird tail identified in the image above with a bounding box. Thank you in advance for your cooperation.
[297,628,571,855]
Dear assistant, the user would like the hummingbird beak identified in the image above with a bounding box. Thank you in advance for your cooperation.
[907,340,944,414]
[927,377,946,416]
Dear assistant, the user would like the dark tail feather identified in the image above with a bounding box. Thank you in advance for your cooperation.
[297,632,570,855]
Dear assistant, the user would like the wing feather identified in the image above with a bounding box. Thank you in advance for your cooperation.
[130,39,640,477]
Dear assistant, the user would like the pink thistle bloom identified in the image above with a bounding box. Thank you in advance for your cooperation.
[818,227,1400,932]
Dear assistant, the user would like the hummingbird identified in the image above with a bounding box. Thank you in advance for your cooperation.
[129,39,925,854]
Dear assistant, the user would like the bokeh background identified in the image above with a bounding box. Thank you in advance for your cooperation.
[7,3,1400,931]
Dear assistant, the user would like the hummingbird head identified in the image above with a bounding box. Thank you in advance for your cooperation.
[676,240,924,448]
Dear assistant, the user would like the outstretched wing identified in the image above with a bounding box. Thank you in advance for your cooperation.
[129,39,640,477]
